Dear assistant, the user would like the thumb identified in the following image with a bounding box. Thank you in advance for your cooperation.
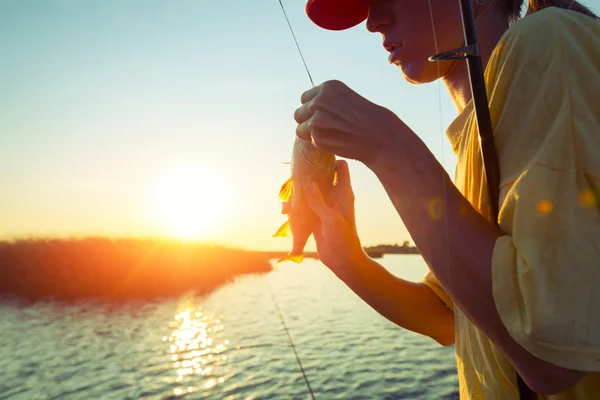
[331,160,355,209]
[333,160,352,194]
[304,182,335,220]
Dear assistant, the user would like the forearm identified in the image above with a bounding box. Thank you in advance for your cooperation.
[367,131,583,394]
[337,253,454,346]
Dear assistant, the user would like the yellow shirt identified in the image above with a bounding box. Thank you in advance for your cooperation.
[422,7,600,399]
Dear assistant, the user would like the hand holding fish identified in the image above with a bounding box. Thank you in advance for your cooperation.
[302,160,368,276]
[275,80,412,264]
[294,80,408,167]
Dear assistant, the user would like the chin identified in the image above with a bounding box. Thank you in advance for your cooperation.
[400,64,437,85]
[398,62,434,85]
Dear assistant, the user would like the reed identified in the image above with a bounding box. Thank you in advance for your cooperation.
[0,237,274,301]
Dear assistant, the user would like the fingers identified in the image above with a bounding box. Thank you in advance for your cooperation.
[304,182,335,220]
[334,160,351,188]
[294,97,318,141]
[294,80,349,148]
[294,99,316,126]
[295,112,329,143]
[300,85,321,104]
[295,83,326,140]
[332,160,355,200]
[296,119,312,141]
[330,160,356,227]
[295,110,337,146]
[294,81,338,142]
[300,80,346,105]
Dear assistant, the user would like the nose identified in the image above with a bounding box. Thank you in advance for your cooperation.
[366,3,392,33]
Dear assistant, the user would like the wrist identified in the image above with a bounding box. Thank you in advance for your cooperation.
[364,122,416,174]
[333,249,371,282]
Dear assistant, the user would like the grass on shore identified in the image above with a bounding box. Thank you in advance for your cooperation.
[0,237,275,301]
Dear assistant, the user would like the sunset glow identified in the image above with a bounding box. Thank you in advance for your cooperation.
[0,0,452,249]
[150,163,231,240]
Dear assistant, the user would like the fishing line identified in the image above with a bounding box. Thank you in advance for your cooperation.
[427,0,453,319]
[266,277,316,400]
[273,6,318,398]
[426,4,461,393]
[278,0,315,87]
[273,1,447,399]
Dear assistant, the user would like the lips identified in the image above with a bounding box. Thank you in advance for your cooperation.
[383,42,403,53]
[384,42,404,64]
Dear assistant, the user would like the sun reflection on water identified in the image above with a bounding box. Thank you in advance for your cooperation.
[165,303,230,396]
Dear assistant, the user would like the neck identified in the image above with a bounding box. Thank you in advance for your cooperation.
[441,6,510,113]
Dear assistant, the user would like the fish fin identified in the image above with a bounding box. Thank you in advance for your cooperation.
[277,253,304,263]
[273,220,291,238]
[333,170,338,186]
[279,177,293,201]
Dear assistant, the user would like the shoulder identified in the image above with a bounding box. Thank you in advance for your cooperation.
[484,6,600,100]
[510,7,596,30]
[492,7,600,63]
[483,9,600,181]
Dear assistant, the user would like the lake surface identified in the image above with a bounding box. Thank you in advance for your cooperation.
[0,255,459,399]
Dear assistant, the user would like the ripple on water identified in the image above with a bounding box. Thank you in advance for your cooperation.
[0,255,459,399]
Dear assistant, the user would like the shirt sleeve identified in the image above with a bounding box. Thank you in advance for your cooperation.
[486,9,600,371]
[422,270,454,312]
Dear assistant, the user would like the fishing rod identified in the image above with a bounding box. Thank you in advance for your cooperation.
[429,0,535,399]
[276,0,534,398]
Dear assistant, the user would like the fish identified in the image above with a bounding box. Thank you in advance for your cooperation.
[273,137,337,263]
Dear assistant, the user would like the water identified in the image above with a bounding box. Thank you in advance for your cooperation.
[0,255,459,399]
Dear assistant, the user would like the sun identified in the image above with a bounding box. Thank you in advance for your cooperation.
[150,163,231,240]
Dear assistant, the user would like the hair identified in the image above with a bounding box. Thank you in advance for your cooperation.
[506,0,599,23]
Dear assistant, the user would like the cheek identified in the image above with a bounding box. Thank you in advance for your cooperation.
[397,35,440,83]
[390,1,463,84]
[402,0,463,51]
[399,8,448,62]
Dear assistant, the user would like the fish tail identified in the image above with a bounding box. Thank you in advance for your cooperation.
[276,252,304,264]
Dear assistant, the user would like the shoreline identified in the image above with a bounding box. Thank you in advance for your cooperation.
[0,237,420,302]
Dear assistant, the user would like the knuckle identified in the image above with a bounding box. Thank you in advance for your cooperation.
[296,123,310,140]
[308,101,317,117]
[294,105,305,123]
[310,111,325,128]
[300,89,311,104]
[325,79,345,91]
[295,102,316,124]
[311,136,324,151]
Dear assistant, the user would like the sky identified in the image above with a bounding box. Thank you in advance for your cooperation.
[2,0,599,251]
